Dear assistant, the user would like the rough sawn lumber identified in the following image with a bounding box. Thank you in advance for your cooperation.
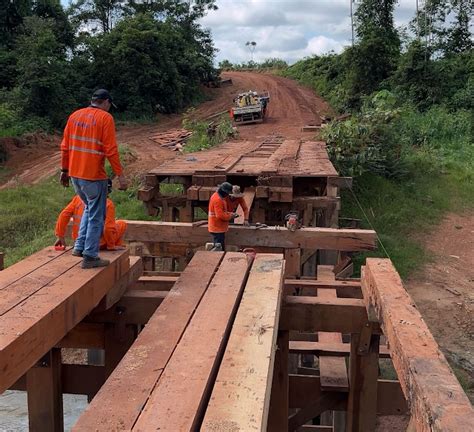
[133,252,251,431]
[362,258,474,432]
[73,251,223,431]
[201,253,284,431]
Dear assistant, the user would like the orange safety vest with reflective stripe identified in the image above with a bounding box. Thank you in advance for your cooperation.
[55,196,127,249]
[60,106,123,180]
[208,191,234,233]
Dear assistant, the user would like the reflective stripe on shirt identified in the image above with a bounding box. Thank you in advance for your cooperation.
[70,146,104,156]
[70,134,103,146]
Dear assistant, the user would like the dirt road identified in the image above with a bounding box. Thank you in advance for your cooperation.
[404,212,474,401]
[0,72,331,188]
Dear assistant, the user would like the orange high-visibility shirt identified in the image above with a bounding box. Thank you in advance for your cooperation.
[55,196,127,249]
[55,195,84,240]
[208,191,233,233]
[225,196,249,220]
[60,106,123,180]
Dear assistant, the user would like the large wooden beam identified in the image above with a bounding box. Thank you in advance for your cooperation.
[284,279,362,299]
[268,330,289,432]
[125,221,377,251]
[201,254,284,432]
[86,290,167,325]
[317,266,348,393]
[134,253,251,431]
[0,250,129,393]
[362,259,474,432]
[280,296,378,334]
[129,275,178,291]
[289,341,390,358]
[288,375,407,415]
[12,364,105,397]
[73,252,224,431]
[57,323,105,349]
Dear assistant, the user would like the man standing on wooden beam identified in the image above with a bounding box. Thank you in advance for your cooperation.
[208,182,238,251]
[59,89,128,269]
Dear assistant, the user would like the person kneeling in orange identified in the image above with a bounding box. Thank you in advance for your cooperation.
[226,185,249,226]
[55,180,127,250]
[208,182,239,250]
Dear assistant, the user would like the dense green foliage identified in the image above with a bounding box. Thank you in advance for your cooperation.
[284,0,473,277]
[0,0,217,134]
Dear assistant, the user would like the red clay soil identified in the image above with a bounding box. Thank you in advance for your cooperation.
[0,72,332,188]
[404,212,474,401]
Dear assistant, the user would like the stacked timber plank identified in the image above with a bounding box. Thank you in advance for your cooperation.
[73,252,284,431]
[0,247,130,394]
[149,128,193,151]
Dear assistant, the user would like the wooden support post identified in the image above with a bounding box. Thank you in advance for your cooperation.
[26,348,63,432]
[252,200,266,223]
[268,330,289,432]
[284,248,301,279]
[104,323,136,378]
[346,331,380,432]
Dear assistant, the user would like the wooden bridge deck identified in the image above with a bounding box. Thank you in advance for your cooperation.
[74,251,284,431]
[1,235,473,431]
[149,139,337,178]
[0,247,130,394]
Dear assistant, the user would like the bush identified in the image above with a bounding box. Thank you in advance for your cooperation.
[182,111,235,153]
[323,91,407,178]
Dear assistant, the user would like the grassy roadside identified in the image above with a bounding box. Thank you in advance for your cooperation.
[341,167,473,278]
[0,176,154,267]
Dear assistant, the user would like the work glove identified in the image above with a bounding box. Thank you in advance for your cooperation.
[60,171,69,188]
[118,174,128,191]
[55,237,66,247]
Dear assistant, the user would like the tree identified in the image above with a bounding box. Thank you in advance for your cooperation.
[413,0,474,55]
[346,0,400,105]
[15,16,73,126]
[68,0,126,33]
[90,13,215,115]
[33,0,74,48]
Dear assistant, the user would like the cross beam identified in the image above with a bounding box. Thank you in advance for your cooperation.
[125,221,377,251]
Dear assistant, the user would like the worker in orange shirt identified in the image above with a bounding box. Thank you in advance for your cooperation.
[55,180,127,250]
[226,185,250,226]
[208,182,238,250]
[60,89,128,269]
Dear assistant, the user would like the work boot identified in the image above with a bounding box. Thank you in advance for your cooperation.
[81,255,110,269]
[72,249,83,257]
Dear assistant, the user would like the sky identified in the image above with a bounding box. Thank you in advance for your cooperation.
[201,0,418,64]
[61,0,420,65]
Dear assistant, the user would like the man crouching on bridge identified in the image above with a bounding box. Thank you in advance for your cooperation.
[59,89,128,268]
[208,182,239,251]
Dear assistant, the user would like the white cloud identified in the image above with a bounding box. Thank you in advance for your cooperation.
[201,0,417,64]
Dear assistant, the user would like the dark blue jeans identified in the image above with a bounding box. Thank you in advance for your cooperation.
[211,232,226,250]
[71,177,108,258]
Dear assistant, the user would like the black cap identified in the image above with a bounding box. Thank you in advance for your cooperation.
[219,182,233,194]
[92,89,117,108]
